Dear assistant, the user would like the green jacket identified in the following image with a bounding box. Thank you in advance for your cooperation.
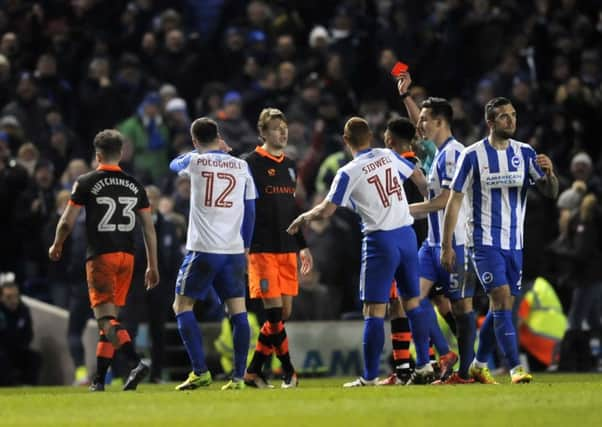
[118,115,170,181]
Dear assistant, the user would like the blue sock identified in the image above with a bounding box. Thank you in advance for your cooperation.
[362,317,384,380]
[455,311,476,378]
[493,310,520,368]
[476,311,496,363]
[406,305,430,367]
[176,311,207,374]
[231,312,250,379]
[420,298,450,355]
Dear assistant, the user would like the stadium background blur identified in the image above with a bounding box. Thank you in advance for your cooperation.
[0,0,601,384]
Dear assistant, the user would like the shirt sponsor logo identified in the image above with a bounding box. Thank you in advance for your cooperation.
[265,185,295,195]
[483,171,523,188]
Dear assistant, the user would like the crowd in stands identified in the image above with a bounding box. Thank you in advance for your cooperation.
[0,0,602,382]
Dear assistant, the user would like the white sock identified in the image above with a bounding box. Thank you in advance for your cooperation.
[473,359,488,369]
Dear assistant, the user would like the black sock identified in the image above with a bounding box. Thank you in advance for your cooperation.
[94,332,114,383]
[444,312,457,335]
[390,317,412,376]
[119,341,140,366]
[247,321,272,374]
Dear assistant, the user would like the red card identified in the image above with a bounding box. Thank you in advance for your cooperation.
[390,61,409,77]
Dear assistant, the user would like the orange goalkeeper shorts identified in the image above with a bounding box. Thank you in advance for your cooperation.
[248,252,298,299]
[86,252,134,308]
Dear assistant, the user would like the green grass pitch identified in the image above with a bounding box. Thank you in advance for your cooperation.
[1,374,601,426]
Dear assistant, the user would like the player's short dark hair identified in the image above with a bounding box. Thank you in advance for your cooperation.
[485,97,512,122]
[190,117,219,144]
[93,129,123,159]
[421,97,453,124]
[386,117,416,142]
[344,117,372,148]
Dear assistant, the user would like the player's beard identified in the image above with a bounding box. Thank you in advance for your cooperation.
[494,127,515,140]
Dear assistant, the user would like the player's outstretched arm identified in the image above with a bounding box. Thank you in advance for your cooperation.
[286,200,337,235]
[169,150,196,173]
[48,203,81,261]
[535,154,559,198]
[410,188,451,218]
[397,72,420,126]
[139,209,160,290]
[409,165,428,198]
[440,190,464,272]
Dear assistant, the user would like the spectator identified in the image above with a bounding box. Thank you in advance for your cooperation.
[164,97,190,135]
[118,91,170,184]
[77,57,121,150]
[172,174,190,218]
[0,137,29,280]
[60,158,89,191]
[1,72,51,146]
[113,53,155,120]
[564,194,602,331]
[219,27,247,86]
[214,91,257,156]
[569,152,602,197]
[0,53,12,109]
[0,274,41,386]
[16,142,39,177]
[286,72,321,126]
[0,115,25,154]
[34,53,73,124]
[15,159,56,285]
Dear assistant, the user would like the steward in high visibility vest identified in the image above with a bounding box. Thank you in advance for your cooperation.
[517,277,567,366]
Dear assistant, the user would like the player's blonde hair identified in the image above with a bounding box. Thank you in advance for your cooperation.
[257,108,287,134]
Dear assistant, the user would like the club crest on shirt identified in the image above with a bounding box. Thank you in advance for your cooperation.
[288,168,296,182]
[267,168,276,176]
[511,155,522,169]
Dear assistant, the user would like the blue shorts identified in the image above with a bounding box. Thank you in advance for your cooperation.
[470,246,523,296]
[175,251,247,301]
[360,226,419,303]
[419,242,472,301]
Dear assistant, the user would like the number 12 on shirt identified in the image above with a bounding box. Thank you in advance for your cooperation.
[201,171,236,207]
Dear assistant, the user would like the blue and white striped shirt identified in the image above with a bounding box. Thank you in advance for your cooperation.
[451,138,545,250]
[426,137,467,247]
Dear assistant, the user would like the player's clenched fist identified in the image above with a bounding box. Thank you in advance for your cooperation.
[48,244,63,261]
